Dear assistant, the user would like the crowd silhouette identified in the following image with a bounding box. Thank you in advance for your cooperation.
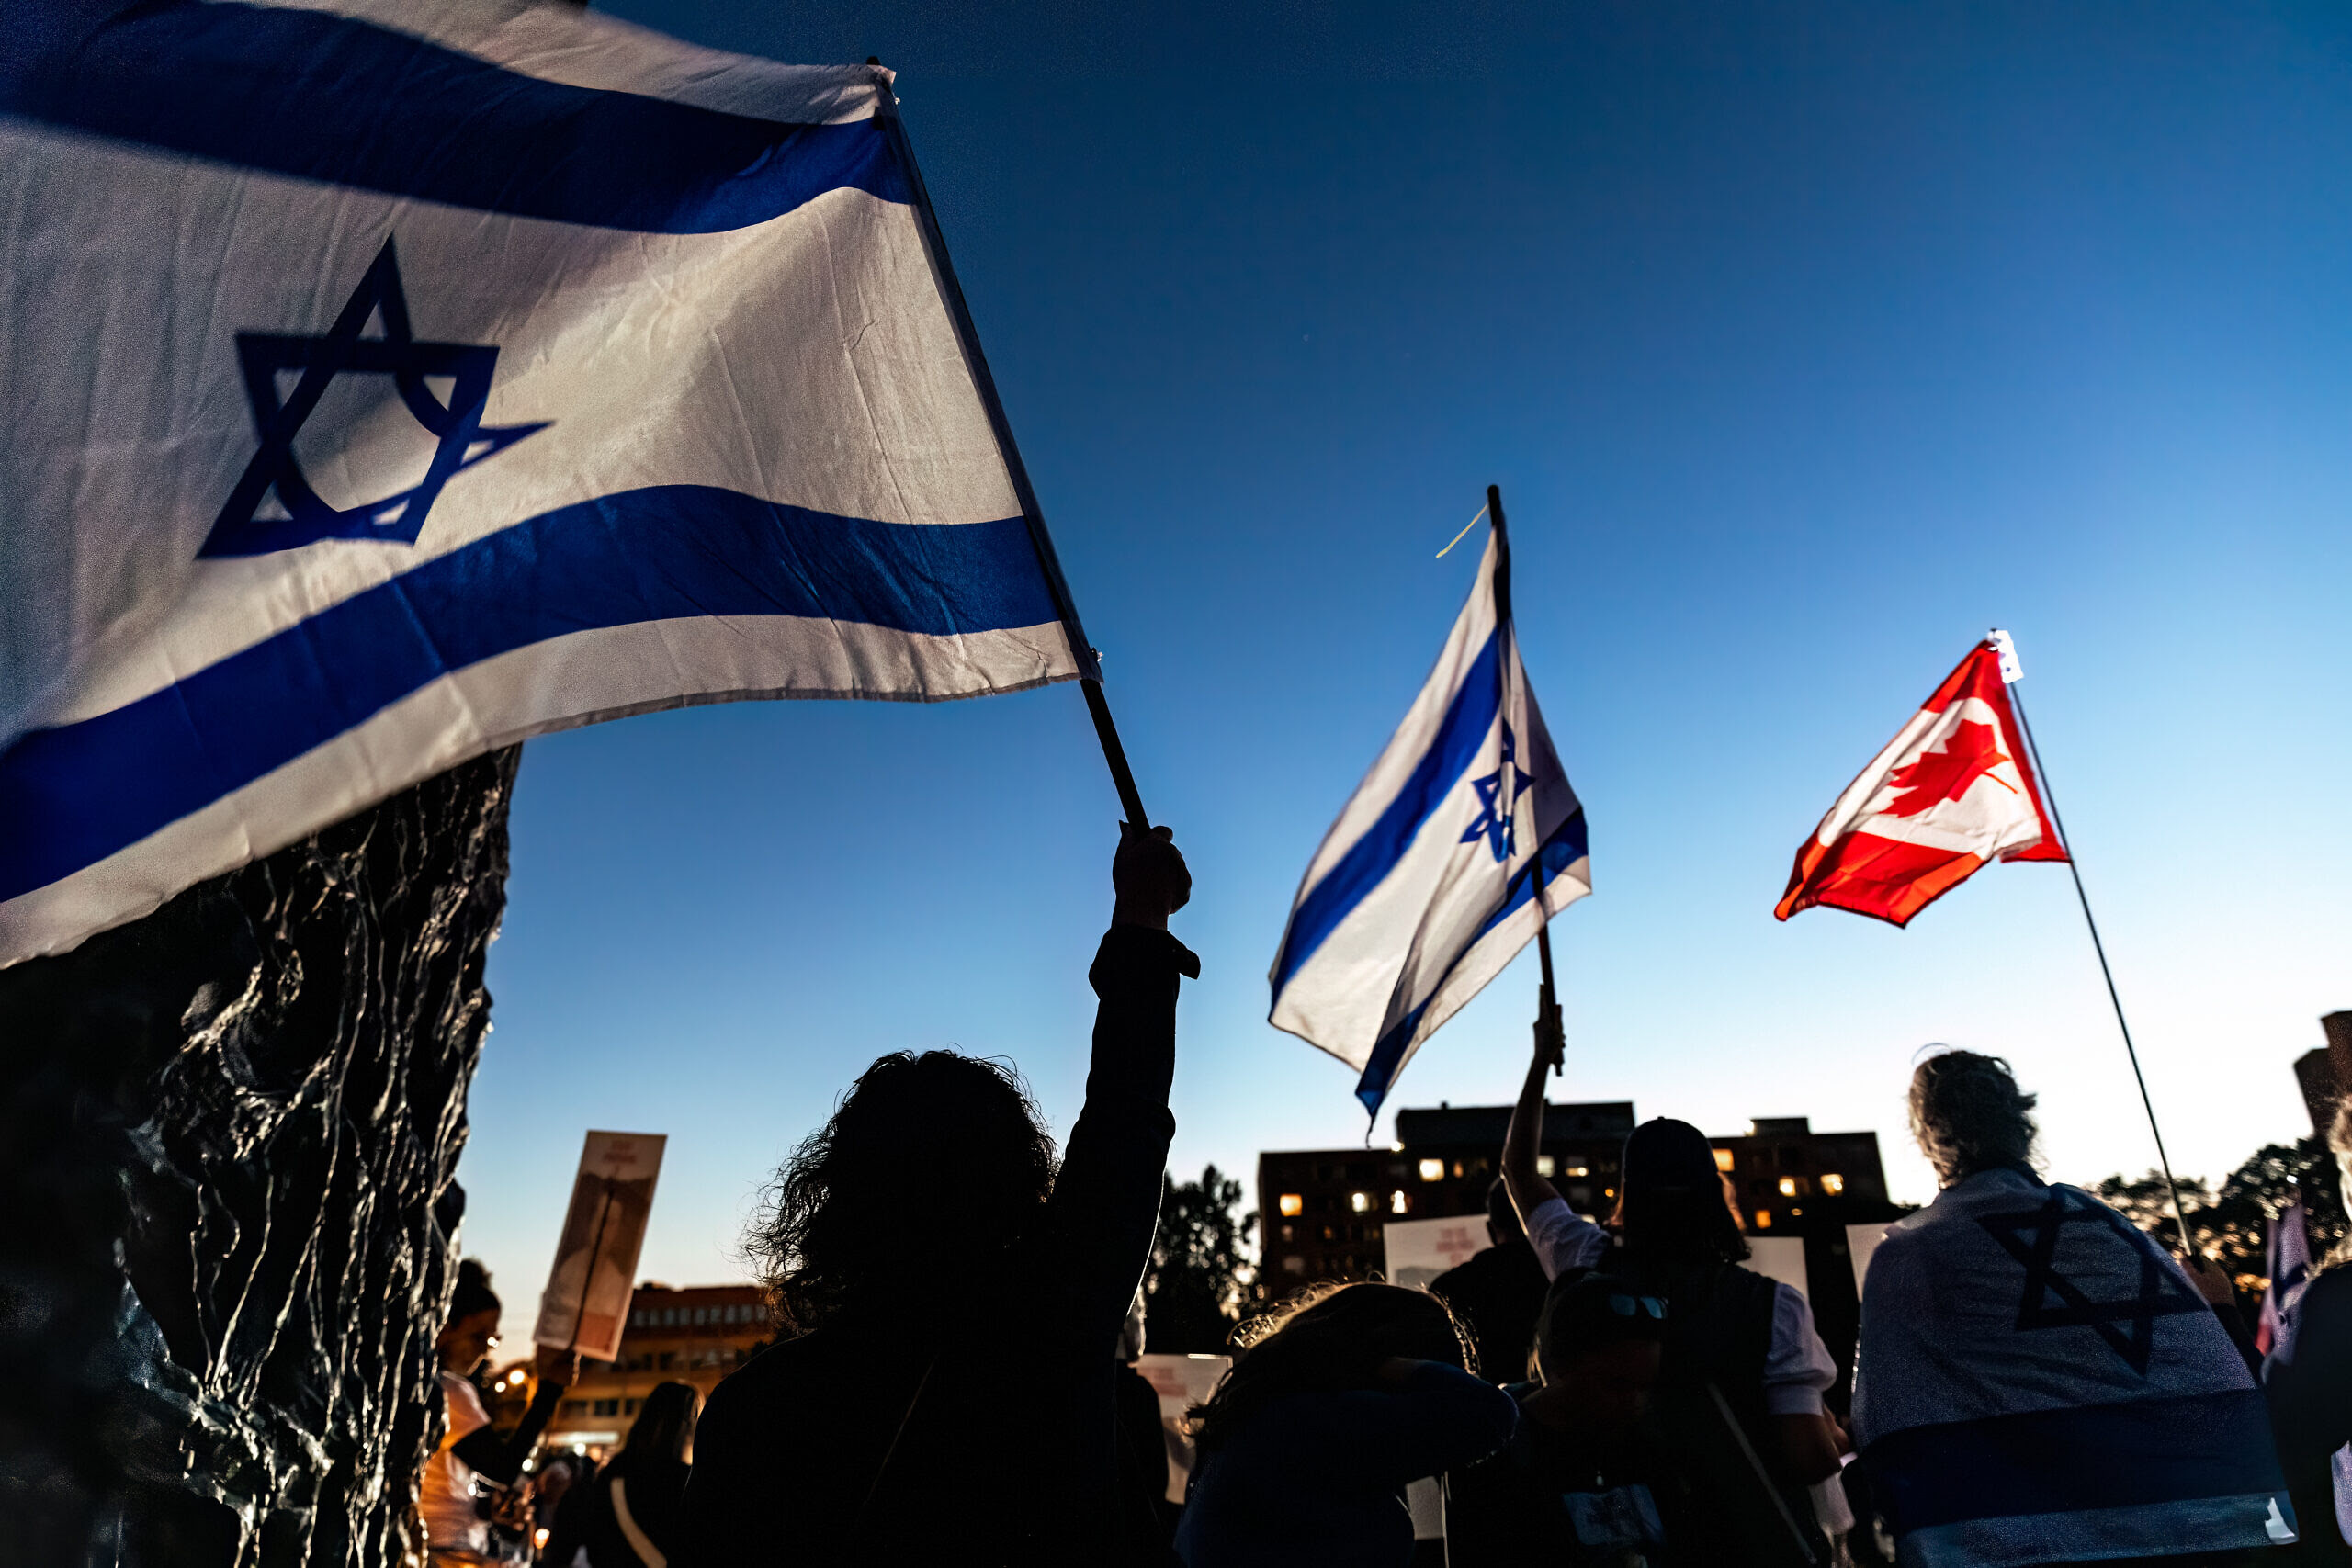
[419,829,2343,1568]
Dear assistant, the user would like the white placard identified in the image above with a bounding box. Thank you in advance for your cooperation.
[1136,1352,1230,1504]
[1846,1222,1893,1297]
[533,1130,666,1361]
[1382,1213,1489,1291]
[1746,1235,1810,1299]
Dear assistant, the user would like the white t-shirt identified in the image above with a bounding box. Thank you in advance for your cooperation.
[420,1369,492,1553]
[1524,1195,1837,1416]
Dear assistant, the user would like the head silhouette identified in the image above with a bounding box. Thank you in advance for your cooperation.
[1909,1048,2039,1186]
[437,1258,502,1373]
[1186,1281,1470,1453]
[748,1051,1057,1333]
[623,1380,702,1466]
[1609,1117,1749,1270]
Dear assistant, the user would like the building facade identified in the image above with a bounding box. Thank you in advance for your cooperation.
[1256,1100,1636,1291]
[1257,1101,1890,1290]
[544,1283,771,1452]
[1713,1116,1889,1235]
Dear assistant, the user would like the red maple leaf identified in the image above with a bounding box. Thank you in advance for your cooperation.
[1883,719,2018,818]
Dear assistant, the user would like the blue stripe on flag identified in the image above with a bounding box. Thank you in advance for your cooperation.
[2,3,904,232]
[1270,631,1503,997]
[0,489,1057,902]
[1352,808,1589,1113]
[1864,1389,2283,1533]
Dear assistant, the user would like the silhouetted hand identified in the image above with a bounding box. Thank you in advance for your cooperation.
[1112,824,1190,930]
[533,1345,581,1391]
[2180,1253,2236,1308]
[1532,1006,1564,1072]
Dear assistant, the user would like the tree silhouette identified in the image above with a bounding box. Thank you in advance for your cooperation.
[2093,1134,2346,1291]
[1144,1165,1258,1354]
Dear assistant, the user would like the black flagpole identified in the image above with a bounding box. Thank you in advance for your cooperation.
[873,73,1151,830]
[1487,484,1563,1077]
[2007,671,2194,1260]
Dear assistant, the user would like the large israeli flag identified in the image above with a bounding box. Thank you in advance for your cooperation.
[0,0,1089,966]
[1269,523,1589,1113]
[1855,1168,2296,1565]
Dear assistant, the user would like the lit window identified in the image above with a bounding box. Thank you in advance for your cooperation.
[1822,1173,1846,1195]
[1713,1148,1734,1172]
[1390,1190,1408,1215]
[1279,1193,1303,1216]
[1753,1210,1772,1230]
[1419,1159,1444,1182]
[1351,1191,1372,1213]
[1535,1156,1555,1178]
[1779,1177,1798,1197]
[1282,1255,1306,1274]
[1791,1206,1804,1217]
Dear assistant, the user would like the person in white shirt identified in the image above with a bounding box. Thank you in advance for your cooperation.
[1499,1018,1846,1562]
[421,1260,578,1566]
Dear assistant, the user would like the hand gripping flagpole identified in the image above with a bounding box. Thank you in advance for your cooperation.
[873,73,1152,830]
[2000,637,2194,1261]
[1487,485,1565,1077]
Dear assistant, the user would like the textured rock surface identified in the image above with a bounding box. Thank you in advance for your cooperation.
[0,748,522,1567]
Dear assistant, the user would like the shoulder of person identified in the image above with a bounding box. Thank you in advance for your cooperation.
[440,1369,488,1416]
[2303,1258,2352,1310]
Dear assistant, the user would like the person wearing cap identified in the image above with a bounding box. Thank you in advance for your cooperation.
[1443,1271,1674,1566]
[1499,1019,1845,1559]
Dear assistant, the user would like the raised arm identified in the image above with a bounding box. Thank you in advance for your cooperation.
[1046,826,1196,1348]
[449,1346,576,1484]
[1501,1011,1564,1229]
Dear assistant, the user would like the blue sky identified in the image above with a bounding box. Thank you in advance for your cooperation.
[457,0,2352,1314]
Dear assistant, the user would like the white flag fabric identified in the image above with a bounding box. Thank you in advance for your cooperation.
[0,0,1083,966]
[1268,526,1589,1113]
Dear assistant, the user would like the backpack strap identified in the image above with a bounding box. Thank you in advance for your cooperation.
[609,1477,664,1568]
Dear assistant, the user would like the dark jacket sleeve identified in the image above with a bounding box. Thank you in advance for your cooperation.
[1272,1365,1520,1488]
[1046,924,1196,1352]
[2268,1266,2352,1472]
[449,1381,562,1485]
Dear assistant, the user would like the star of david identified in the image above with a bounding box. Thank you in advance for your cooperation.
[1975,1187,2208,1375]
[200,238,547,558]
[1462,722,1537,863]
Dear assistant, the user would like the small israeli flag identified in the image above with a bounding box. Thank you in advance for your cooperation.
[1269,518,1589,1113]
[0,0,1088,965]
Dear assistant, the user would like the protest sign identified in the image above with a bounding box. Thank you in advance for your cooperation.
[1747,1235,1810,1299]
[1846,1221,1892,1296]
[533,1130,666,1361]
[1382,1213,1489,1290]
[1136,1352,1230,1504]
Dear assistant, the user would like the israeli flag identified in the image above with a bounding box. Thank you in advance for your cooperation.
[1268,522,1589,1113]
[0,0,1088,966]
[1854,1168,2296,1566]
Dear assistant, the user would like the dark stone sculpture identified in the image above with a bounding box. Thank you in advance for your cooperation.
[0,748,523,1567]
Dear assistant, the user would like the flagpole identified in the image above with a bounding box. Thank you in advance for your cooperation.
[873,74,1152,830]
[1487,484,1565,1077]
[2007,680,2194,1259]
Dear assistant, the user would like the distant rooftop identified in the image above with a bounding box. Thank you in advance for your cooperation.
[1746,1117,1811,1137]
[1394,1100,1636,1148]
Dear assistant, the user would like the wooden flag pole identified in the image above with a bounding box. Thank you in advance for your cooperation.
[1487,484,1565,1076]
[2007,679,2194,1260]
[873,70,1151,830]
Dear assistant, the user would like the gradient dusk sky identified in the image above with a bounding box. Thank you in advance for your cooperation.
[454,0,2352,1316]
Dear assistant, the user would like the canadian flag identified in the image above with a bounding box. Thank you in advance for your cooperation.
[1776,638,2067,927]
